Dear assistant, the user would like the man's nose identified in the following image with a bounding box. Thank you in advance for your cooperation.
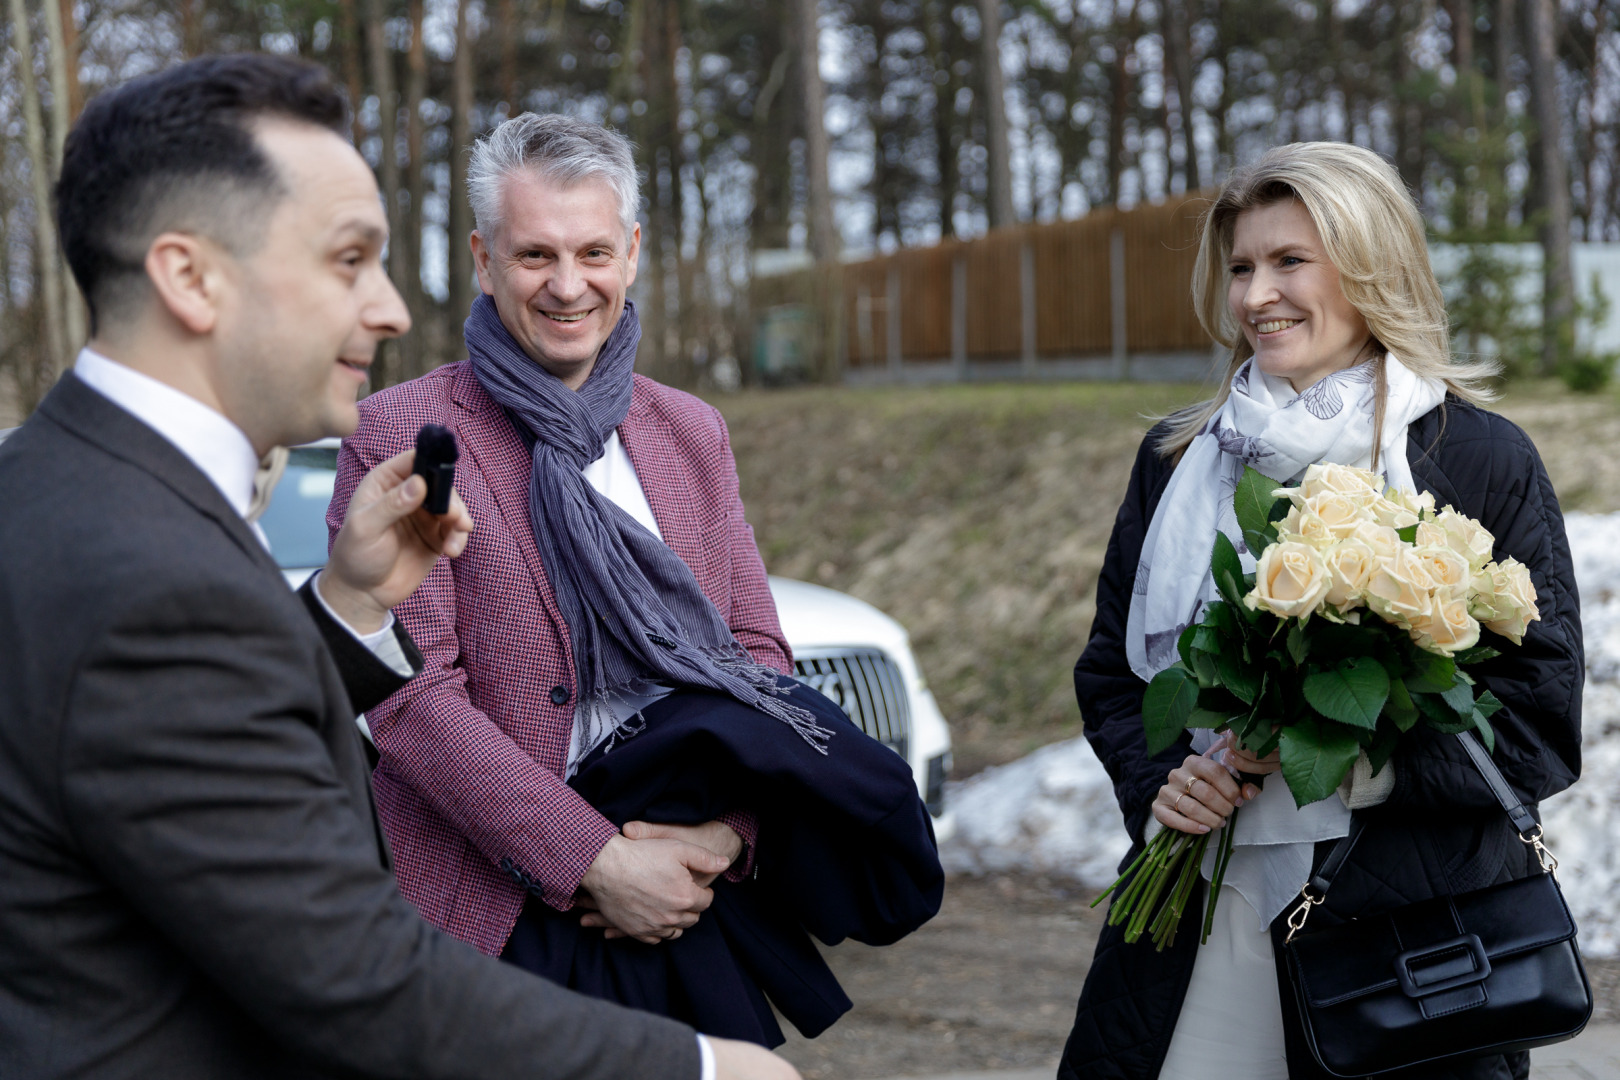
[547,255,586,304]
[365,269,412,338]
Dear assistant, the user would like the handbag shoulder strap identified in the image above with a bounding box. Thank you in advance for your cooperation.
[1305,732,1541,901]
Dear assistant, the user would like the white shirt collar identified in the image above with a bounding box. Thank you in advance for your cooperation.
[73,347,262,522]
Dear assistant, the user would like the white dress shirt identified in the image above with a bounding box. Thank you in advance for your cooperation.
[72,348,407,669]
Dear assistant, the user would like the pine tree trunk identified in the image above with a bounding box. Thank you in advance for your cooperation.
[340,0,366,149]
[794,0,836,262]
[977,0,1015,228]
[402,0,427,380]
[1165,0,1200,190]
[365,0,403,388]
[8,0,67,397]
[40,0,83,347]
[448,0,475,347]
[1525,0,1572,372]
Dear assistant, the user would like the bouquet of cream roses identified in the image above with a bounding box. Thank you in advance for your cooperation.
[1093,463,1540,951]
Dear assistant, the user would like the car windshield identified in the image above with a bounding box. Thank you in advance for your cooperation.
[259,446,338,570]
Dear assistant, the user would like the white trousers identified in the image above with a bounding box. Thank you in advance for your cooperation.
[1158,884,1289,1079]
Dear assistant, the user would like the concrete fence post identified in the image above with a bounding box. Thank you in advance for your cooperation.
[951,254,968,378]
[1020,239,1037,375]
[886,264,903,376]
[1110,227,1129,381]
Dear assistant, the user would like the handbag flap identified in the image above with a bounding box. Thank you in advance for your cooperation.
[1289,873,1575,1008]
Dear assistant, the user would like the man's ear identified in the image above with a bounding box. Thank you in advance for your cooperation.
[623,222,641,290]
[143,232,225,335]
[470,230,494,296]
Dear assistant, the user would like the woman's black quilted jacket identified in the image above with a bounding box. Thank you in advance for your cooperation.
[1059,399,1583,1080]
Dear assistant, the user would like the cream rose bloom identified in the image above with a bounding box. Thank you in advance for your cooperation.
[1437,508,1495,571]
[1276,505,1336,549]
[1322,538,1376,611]
[1414,521,1447,548]
[1368,495,1421,531]
[1246,540,1332,620]
[1479,558,1540,645]
[1409,593,1482,656]
[1364,546,1436,628]
[1350,519,1402,562]
[1414,545,1471,599]
[1297,463,1384,507]
[1302,492,1367,540]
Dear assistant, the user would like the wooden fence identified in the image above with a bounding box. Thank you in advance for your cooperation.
[752,192,1220,383]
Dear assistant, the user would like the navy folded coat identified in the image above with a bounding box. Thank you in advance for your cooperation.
[502,678,945,1046]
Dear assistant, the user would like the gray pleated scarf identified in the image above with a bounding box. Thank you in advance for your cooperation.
[464,294,832,759]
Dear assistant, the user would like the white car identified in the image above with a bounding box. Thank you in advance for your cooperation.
[262,439,954,839]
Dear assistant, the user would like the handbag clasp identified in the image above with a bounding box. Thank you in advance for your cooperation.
[1520,824,1560,879]
[1284,884,1323,944]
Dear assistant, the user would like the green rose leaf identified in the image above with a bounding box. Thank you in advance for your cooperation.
[1406,651,1457,694]
[1144,667,1199,756]
[1302,657,1390,730]
[1286,622,1309,666]
[1384,678,1418,732]
[1453,645,1502,666]
[1211,533,1245,604]
[1474,690,1504,720]
[1415,691,1475,734]
[1280,718,1363,807]
[1215,649,1262,705]
[1441,679,1477,719]
[1366,722,1401,778]
[1176,623,1199,667]
[1235,467,1285,543]
[1472,710,1496,754]
[1187,707,1236,729]
[1191,625,1224,654]
[1397,523,1419,545]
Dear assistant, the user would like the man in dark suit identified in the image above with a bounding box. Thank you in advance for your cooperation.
[0,54,796,1080]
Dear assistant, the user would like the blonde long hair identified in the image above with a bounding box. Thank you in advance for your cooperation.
[1159,142,1496,462]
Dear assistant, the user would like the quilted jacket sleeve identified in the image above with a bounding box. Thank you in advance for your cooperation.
[1075,426,1190,848]
[1389,404,1583,816]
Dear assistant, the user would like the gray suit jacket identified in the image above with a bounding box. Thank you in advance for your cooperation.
[0,372,700,1079]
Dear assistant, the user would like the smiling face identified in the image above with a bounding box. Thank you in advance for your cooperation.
[471,170,639,389]
[1228,198,1374,393]
[218,120,409,450]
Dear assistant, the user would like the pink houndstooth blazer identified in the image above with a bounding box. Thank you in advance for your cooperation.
[329,360,791,957]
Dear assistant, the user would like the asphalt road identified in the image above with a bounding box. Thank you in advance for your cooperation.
[775,874,1620,1080]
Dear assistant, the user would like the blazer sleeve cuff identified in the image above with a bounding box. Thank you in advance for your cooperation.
[297,576,423,715]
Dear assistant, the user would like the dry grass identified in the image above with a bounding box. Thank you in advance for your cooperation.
[712,378,1620,778]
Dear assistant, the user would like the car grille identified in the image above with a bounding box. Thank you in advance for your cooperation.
[792,649,910,761]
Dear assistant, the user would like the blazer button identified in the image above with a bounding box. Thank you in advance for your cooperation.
[550,685,571,706]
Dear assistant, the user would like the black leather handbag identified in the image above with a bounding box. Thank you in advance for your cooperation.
[1280,732,1593,1078]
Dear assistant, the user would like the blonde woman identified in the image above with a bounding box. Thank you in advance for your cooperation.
[1058,142,1582,1080]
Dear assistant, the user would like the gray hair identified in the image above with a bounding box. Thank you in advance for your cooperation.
[466,112,640,240]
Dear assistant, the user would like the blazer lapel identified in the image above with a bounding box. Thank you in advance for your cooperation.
[449,367,572,635]
[620,383,704,572]
[38,372,282,578]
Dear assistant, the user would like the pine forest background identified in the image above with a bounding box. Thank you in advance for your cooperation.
[0,0,1618,416]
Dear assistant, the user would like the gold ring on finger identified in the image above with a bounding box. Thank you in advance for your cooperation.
[1173,793,1188,814]
[1184,775,1198,795]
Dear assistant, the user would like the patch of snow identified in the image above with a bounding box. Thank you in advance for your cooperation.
[942,511,1620,956]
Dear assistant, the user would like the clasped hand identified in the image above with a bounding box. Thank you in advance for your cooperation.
[1155,731,1280,835]
[576,820,743,944]
[318,448,474,634]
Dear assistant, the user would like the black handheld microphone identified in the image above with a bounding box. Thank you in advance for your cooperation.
[413,424,459,515]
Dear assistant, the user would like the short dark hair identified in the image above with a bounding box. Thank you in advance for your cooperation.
[56,54,348,333]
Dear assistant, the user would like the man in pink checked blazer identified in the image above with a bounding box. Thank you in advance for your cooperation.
[328,114,789,978]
